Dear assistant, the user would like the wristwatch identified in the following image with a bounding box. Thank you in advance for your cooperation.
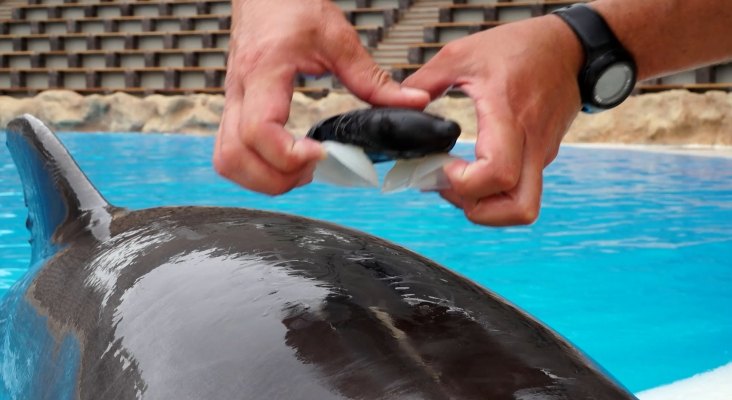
[552,3,637,114]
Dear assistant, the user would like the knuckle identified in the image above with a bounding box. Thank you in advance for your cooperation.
[470,160,519,194]
[368,64,393,90]
[274,180,297,195]
[212,145,239,181]
[513,199,541,225]
[464,208,492,227]
[227,48,265,80]
[240,118,261,140]
[262,174,297,196]
[439,41,461,59]
[494,164,521,191]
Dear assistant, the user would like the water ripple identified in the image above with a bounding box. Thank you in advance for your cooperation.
[0,132,731,393]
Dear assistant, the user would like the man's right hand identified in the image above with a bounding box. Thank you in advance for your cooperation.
[401,15,585,227]
[214,0,430,195]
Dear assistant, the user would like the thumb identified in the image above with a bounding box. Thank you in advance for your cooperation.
[328,35,430,108]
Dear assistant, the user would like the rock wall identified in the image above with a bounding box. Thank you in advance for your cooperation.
[1,89,731,145]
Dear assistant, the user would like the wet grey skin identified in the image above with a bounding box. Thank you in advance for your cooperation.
[306,108,461,163]
[0,114,639,400]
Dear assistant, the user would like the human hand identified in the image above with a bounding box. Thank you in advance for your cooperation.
[214,0,431,195]
[402,15,585,226]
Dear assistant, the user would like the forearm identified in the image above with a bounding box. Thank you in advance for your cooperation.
[591,0,732,81]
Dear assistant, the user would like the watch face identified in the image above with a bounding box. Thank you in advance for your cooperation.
[593,63,634,106]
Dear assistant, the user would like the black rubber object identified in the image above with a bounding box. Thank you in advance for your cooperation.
[306,108,461,163]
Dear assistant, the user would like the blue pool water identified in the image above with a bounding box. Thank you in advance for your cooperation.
[1,132,731,394]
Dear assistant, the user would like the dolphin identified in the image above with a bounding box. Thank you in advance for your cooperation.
[0,114,638,400]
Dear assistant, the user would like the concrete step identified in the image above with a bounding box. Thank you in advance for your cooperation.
[386,31,424,37]
[376,43,410,49]
[0,0,25,19]
[381,37,424,42]
[379,39,423,45]
[390,27,425,33]
[391,24,425,30]
[371,50,407,58]
[395,22,436,26]
[410,2,443,7]
[373,58,409,64]
[402,14,438,19]
[372,49,408,56]
[402,15,438,20]
[407,7,439,12]
[372,55,408,62]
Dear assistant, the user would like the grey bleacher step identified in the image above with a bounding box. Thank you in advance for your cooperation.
[403,12,439,16]
[404,11,439,14]
[384,35,423,40]
[402,14,438,19]
[373,58,409,64]
[372,54,409,59]
[372,50,409,56]
[400,18,438,22]
[388,25,424,31]
[410,2,443,7]
[392,24,426,29]
[376,43,409,49]
[379,39,422,44]
[395,22,436,26]
[407,7,439,11]
[382,35,423,40]
[390,27,425,33]
[402,16,438,20]
[384,31,422,38]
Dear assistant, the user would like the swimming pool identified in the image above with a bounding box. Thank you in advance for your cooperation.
[1,132,731,394]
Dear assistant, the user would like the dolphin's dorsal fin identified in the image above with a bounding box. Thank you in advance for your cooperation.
[5,114,117,262]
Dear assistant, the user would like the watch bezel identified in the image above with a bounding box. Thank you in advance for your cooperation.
[579,50,638,114]
[552,3,638,114]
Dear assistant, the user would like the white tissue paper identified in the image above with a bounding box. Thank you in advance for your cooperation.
[312,141,380,188]
[312,141,460,193]
[382,154,460,193]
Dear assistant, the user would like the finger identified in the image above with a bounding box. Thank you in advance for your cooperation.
[400,44,461,99]
[294,160,319,188]
[443,95,524,200]
[216,110,312,196]
[241,62,327,174]
[437,189,466,210]
[327,32,430,108]
[214,76,243,170]
[462,145,544,227]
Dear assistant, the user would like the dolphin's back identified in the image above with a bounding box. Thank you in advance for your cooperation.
[23,206,634,400]
[1,115,638,399]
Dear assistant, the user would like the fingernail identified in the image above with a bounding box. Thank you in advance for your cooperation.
[294,140,328,161]
[400,87,429,100]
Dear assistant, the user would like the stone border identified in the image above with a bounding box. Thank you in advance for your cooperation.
[1,89,730,146]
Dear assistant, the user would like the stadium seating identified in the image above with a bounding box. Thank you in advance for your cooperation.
[0,0,730,98]
[437,1,588,24]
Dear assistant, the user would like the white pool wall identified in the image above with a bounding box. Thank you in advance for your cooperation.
[636,362,732,400]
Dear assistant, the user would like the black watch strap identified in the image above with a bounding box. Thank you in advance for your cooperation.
[553,4,622,64]
[552,3,637,113]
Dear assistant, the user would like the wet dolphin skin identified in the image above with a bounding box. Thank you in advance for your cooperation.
[0,114,638,400]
